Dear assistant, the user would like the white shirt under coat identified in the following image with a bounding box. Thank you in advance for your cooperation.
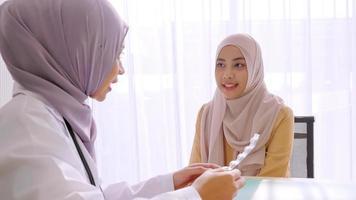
[0,85,200,200]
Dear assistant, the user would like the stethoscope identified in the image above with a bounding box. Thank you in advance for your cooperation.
[64,118,106,199]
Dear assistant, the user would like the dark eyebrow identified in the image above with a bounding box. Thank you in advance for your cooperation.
[233,57,245,61]
[216,57,245,62]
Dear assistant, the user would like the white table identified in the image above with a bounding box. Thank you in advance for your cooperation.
[235,177,356,200]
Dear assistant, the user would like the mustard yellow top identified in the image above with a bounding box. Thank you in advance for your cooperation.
[189,105,294,177]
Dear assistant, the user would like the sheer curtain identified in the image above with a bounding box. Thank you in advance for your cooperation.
[95,0,356,184]
[0,0,355,185]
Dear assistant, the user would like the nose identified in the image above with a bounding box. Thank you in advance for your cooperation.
[223,68,234,80]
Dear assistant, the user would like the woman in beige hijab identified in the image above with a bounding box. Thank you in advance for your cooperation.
[190,33,294,177]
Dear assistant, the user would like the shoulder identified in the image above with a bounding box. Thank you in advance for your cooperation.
[196,103,209,121]
[271,105,294,132]
[0,93,68,140]
[0,94,98,198]
[0,93,78,169]
[276,105,294,123]
[198,103,207,114]
[0,93,63,124]
[271,105,294,133]
[267,105,294,147]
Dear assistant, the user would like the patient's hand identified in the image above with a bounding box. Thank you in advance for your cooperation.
[172,163,220,190]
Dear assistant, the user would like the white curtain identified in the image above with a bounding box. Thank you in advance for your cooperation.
[0,0,355,185]
[95,0,356,184]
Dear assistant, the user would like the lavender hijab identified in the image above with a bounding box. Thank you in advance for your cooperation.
[0,0,128,158]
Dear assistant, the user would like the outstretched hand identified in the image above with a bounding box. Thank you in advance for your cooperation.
[172,163,220,190]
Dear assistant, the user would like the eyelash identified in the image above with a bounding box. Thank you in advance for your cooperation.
[235,63,245,68]
[216,63,224,68]
[216,63,246,69]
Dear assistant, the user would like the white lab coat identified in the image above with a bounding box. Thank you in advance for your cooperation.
[0,85,200,200]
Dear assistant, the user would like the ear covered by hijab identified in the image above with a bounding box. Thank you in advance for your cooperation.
[0,0,128,158]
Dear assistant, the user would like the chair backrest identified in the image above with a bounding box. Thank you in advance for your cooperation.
[291,116,315,178]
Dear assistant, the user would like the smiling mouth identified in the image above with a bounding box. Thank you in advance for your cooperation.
[222,83,239,90]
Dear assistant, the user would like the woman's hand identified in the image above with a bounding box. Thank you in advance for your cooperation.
[192,168,245,200]
[172,163,220,190]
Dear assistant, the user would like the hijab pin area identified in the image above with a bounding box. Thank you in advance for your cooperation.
[223,133,260,171]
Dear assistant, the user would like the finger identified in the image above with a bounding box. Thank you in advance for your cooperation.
[184,164,220,176]
[211,167,227,172]
[185,166,210,176]
[234,176,245,190]
[188,163,220,169]
[214,168,241,179]
[230,169,242,180]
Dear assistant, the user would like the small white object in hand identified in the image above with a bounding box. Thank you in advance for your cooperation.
[223,133,260,171]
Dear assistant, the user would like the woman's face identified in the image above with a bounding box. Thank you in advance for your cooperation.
[215,45,248,100]
[90,59,125,101]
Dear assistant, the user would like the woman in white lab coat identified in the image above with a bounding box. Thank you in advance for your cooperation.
[0,0,244,199]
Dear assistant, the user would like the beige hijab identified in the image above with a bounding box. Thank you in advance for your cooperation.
[200,34,284,175]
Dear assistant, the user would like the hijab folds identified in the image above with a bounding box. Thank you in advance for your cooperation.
[0,0,128,158]
[200,34,284,175]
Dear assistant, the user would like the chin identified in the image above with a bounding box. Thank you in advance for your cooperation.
[92,94,107,102]
[99,95,107,102]
[223,92,243,100]
[96,98,106,102]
